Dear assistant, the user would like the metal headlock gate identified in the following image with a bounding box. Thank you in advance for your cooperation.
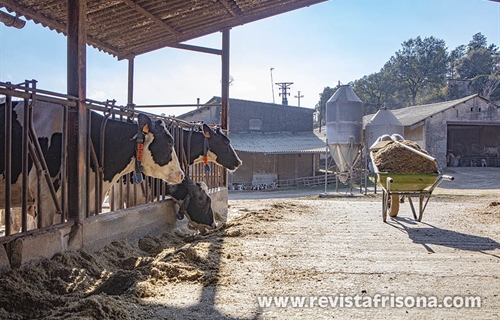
[1,80,226,240]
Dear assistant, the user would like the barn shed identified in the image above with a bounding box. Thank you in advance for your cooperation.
[0,0,326,270]
[363,94,500,168]
[177,97,326,188]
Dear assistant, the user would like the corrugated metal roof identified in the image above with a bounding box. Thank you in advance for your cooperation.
[0,0,325,59]
[363,94,484,127]
[229,132,326,154]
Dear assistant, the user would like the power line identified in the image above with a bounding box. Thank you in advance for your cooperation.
[294,91,304,107]
[276,82,293,105]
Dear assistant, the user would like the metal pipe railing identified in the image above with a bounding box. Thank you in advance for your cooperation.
[1,80,227,238]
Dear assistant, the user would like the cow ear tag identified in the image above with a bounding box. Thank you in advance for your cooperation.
[134,122,147,184]
[203,128,211,173]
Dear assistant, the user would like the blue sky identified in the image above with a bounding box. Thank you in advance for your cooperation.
[1,0,499,116]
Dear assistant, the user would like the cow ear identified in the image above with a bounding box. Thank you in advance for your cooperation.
[137,113,153,134]
[203,123,214,138]
[153,119,165,133]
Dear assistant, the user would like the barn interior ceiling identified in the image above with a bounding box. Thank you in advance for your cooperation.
[0,0,325,60]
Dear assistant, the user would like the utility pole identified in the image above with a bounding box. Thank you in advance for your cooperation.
[276,82,293,105]
[270,68,275,103]
[294,91,304,107]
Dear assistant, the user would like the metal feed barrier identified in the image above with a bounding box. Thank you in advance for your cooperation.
[1,80,226,239]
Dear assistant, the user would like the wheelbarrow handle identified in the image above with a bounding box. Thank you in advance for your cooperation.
[441,175,454,181]
[393,140,437,163]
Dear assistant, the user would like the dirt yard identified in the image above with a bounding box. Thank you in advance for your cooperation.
[0,167,499,319]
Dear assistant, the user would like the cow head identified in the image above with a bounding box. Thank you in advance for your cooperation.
[137,114,184,184]
[169,176,216,233]
[203,124,242,171]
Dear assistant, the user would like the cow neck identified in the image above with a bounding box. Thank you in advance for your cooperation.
[93,113,137,184]
[99,114,110,176]
[203,130,211,175]
[133,129,145,183]
[181,128,193,172]
[167,177,199,231]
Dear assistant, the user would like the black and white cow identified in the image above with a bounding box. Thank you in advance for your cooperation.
[166,175,216,233]
[181,123,242,171]
[0,100,184,228]
[110,122,242,229]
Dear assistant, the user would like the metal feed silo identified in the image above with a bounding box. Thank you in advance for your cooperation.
[326,85,363,183]
[365,107,404,150]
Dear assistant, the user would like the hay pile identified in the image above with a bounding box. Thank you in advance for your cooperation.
[372,140,439,174]
[0,202,294,319]
[474,201,500,217]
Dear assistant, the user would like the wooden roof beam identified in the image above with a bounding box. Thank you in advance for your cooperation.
[122,0,179,36]
[218,0,239,16]
[0,0,121,56]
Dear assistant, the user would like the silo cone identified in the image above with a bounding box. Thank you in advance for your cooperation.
[365,107,404,151]
[326,85,363,183]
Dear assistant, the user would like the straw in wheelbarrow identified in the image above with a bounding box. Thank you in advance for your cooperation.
[371,140,439,174]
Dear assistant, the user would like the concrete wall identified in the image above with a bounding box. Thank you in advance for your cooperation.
[210,187,228,222]
[424,97,500,167]
[0,187,228,273]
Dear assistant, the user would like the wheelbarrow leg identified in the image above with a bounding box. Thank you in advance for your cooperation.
[382,189,388,222]
[407,195,418,220]
[418,193,433,222]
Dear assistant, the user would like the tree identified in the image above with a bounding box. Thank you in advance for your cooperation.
[470,74,500,100]
[468,32,488,51]
[384,36,449,106]
[353,70,397,114]
[456,47,495,79]
[315,86,337,132]
[449,45,466,78]
[456,33,499,79]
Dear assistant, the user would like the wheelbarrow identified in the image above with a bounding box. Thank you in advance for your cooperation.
[370,134,454,222]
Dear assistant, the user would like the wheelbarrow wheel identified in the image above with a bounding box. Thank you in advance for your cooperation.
[388,195,400,217]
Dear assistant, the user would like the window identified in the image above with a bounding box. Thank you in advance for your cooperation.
[249,118,262,131]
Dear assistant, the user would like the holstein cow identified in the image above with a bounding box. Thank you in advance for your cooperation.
[0,101,184,228]
[166,175,216,234]
[180,123,242,171]
[111,123,242,229]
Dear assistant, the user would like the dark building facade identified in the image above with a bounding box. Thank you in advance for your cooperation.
[177,97,325,188]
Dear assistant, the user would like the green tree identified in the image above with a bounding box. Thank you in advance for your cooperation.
[315,86,337,132]
[384,36,449,106]
[468,32,488,50]
[353,70,397,114]
[449,45,466,78]
[456,33,499,79]
[456,47,495,79]
[470,74,500,100]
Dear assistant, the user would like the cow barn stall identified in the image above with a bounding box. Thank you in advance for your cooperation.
[0,82,227,266]
[0,0,326,271]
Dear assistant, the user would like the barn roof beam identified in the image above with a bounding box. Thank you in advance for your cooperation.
[0,0,121,56]
[0,9,25,28]
[121,0,179,36]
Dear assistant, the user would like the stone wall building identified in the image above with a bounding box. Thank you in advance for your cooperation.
[364,94,500,168]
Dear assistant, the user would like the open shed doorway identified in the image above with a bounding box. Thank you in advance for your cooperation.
[447,124,500,167]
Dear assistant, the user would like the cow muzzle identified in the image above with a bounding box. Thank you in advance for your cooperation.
[168,170,185,185]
